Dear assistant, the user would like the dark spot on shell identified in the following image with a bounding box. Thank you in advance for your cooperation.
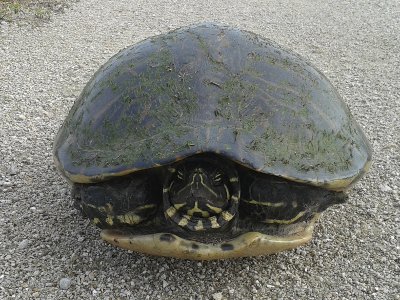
[113,239,119,244]
[160,233,176,242]
[221,243,234,251]
[191,243,199,250]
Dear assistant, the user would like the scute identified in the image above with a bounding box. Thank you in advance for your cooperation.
[54,23,372,190]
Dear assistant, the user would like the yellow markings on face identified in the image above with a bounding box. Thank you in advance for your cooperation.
[163,188,169,193]
[224,184,230,199]
[229,177,239,182]
[168,181,174,190]
[177,171,217,198]
[177,170,184,179]
[221,211,234,221]
[263,211,306,225]
[178,216,189,227]
[173,203,186,210]
[209,216,220,228]
[205,204,222,214]
[168,167,176,173]
[187,201,210,217]
[199,175,218,198]
[292,201,298,208]
[245,199,285,207]
[92,218,101,225]
[231,195,239,202]
[165,206,177,218]
[106,215,114,225]
[213,173,223,184]
[194,220,204,231]
[214,172,222,178]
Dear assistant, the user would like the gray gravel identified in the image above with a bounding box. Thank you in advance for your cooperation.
[0,0,399,299]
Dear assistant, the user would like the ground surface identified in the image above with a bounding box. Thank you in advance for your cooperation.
[0,0,399,299]
[0,0,78,24]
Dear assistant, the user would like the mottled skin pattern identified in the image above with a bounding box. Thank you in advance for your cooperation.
[54,23,371,189]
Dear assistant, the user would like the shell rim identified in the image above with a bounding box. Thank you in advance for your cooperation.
[100,214,320,260]
[54,153,372,191]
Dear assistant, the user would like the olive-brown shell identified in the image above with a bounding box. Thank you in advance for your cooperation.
[53,23,372,190]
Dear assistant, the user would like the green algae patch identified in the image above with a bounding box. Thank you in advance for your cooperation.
[54,23,371,187]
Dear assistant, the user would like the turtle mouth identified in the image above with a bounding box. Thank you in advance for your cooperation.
[100,214,319,260]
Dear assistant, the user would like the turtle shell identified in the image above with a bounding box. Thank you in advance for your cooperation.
[54,23,372,190]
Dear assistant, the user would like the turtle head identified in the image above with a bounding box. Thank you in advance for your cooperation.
[169,164,230,217]
[163,156,240,231]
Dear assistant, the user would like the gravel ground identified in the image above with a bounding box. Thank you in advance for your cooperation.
[0,0,399,299]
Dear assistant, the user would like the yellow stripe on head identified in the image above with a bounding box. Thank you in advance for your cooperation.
[194,220,204,231]
[209,216,220,228]
[221,211,234,221]
[178,216,189,227]
[165,206,177,218]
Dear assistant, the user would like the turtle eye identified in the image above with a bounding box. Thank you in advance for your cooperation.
[176,170,185,181]
[212,172,223,186]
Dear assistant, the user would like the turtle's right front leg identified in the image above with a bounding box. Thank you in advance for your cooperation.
[72,172,162,228]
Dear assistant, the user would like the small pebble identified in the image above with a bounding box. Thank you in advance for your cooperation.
[59,278,72,290]
[17,114,26,121]
[162,280,168,289]
[212,292,223,300]
[379,184,392,193]
[266,284,275,288]
[18,239,30,250]
[8,164,18,175]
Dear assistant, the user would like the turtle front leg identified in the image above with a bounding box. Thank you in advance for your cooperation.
[72,172,162,228]
[239,172,347,226]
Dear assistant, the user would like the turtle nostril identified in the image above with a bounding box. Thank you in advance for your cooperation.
[190,173,201,190]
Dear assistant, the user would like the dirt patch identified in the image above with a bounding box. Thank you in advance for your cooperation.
[0,0,79,24]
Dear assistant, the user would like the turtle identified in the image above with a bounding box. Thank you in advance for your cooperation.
[53,22,372,260]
